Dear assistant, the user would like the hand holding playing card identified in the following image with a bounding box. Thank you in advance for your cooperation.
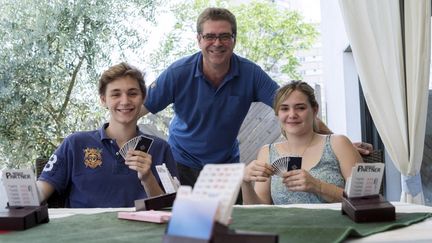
[125,149,165,197]
[282,169,321,193]
[119,135,154,159]
[125,150,153,180]
[121,135,155,181]
[243,160,274,183]
[119,136,141,159]
[135,135,154,153]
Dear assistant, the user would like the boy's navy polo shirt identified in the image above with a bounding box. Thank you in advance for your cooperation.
[38,123,178,208]
[145,52,279,170]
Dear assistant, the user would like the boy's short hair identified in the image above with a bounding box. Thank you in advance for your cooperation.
[98,62,146,96]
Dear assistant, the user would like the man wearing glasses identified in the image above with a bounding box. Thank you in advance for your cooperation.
[141,7,372,187]
[141,7,277,186]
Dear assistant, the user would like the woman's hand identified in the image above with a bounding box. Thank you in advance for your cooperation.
[244,160,274,183]
[282,169,320,193]
[125,150,152,181]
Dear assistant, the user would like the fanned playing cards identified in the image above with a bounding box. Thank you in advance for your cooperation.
[271,156,302,177]
[119,135,154,159]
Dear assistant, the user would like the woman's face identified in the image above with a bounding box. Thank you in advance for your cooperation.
[277,90,317,136]
[100,76,144,126]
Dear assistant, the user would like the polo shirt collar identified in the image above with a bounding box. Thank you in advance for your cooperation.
[98,123,143,141]
[195,52,240,82]
[99,123,110,141]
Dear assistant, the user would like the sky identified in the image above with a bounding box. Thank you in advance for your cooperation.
[277,0,321,23]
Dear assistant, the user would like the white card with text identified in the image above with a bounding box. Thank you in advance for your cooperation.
[1,169,41,206]
[345,163,384,198]
[155,163,179,194]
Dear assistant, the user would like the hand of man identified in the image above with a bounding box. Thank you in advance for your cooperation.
[125,150,152,181]
[352,142,373,155]
[244,160,274,183]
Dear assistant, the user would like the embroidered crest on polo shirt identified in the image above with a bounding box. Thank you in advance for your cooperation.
[83,148,102,169]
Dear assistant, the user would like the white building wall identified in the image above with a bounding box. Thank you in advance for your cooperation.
[320,0,361,142]
[342,51,362,141]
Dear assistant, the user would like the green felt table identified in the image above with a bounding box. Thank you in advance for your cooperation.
[0,207,430,243]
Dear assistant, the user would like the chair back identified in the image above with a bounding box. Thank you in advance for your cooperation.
[361,150,385,195]
[361,150,383,164]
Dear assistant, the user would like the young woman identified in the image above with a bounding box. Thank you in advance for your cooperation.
[37,63,177,207]
[242,81,362,204]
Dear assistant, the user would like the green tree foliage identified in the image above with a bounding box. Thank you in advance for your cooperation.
[0,0,159,169]
[232,1,317,80]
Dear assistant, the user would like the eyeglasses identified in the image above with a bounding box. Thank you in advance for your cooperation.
[200,33,235,42]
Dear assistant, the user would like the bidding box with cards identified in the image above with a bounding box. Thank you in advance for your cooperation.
[119,163,244,227]
[0,169,49,230]
[342,163,395,222]
[192,163,245,225]
[164,163,278,243]
[2,169,41,207]
[126,164,179,213]
[165,163,245,240]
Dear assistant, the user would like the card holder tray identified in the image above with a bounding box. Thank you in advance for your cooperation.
[341,194,395,223]
[163,221,278,243]
[134,192,176,211]
[0,205,49,230]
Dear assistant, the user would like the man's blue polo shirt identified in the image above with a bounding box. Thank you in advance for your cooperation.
[38,123,178,208]
[145,52,279,170]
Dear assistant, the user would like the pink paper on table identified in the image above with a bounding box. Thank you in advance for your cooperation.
[117,210,171,224]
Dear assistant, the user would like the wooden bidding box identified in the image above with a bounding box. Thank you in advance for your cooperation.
[0,205,49,230]
[341,194,395,223]
[135,192,177,211]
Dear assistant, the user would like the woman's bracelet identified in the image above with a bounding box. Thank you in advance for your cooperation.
[317,180,341,202]
[332,184,341,201]
[318,179,323,194]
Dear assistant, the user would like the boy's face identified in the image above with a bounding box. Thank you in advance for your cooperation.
[100,76,143,126]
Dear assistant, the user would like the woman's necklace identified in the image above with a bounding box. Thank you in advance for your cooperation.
[285,133,315,157]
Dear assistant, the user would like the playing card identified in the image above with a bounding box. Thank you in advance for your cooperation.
[271,156,289,177]
[288,156,302,171]
[135,135,154,153]
[119,136,142,159]
[271,156,302,177]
